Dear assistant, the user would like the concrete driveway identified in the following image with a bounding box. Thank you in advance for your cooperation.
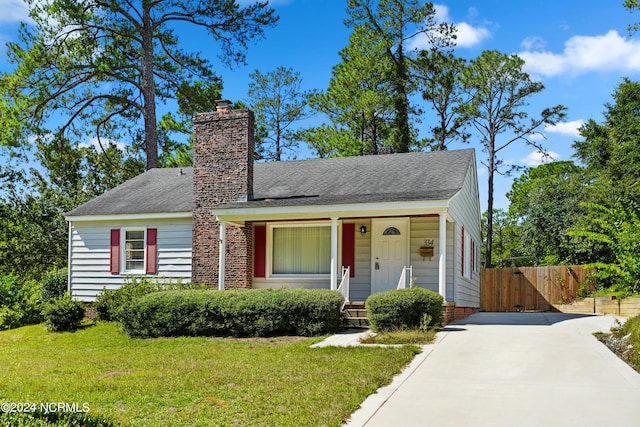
[346,312,640,427]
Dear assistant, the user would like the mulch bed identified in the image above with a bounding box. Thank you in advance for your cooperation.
[597,333,640,373]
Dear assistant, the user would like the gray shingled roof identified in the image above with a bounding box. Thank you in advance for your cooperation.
[65,149,474,216]
[66,167,194,216]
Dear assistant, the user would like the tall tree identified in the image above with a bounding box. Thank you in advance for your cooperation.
[481,209,523,267]
[507,161,590,266]
[343,0,455,153]
[303,25,395,157]
[0,0,277,170]
[574,78,640,207]
[247,67,309,161]
[460,50,566,268]
[414,49,469,150]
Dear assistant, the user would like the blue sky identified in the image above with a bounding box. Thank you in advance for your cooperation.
[1,0,639,212]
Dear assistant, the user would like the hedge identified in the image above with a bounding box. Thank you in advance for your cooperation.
[94,277,201,322]
[120,288,344,338]
[366,287,443,332]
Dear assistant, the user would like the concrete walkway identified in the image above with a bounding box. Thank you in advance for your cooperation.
[344,312,640,427]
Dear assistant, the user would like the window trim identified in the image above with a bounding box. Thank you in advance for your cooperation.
[121,227,147,275]
[266,221,333,279]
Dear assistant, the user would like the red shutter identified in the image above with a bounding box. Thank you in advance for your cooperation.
[461,226,465,277]
[254,225,267,278]
[342,223,355,277]
[146,228,158,275]
[110,229,120,274]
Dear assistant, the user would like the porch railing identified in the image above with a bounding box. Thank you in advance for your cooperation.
[397,265,413,290]
[337,266,350,310]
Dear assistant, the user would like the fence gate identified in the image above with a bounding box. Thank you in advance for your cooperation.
[480,265,592,312]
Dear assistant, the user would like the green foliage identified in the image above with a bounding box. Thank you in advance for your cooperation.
[41,268,68,302]
[482,209,526,267]
[366,287,443,333]
[0,276,43,330]
[460,49,567,267]
[415,49,470,150]
[94,277,199,322]
[620,315,640,351]
[574,79,640,208]
[304,0,455,156]
[120,288,343,338]
[506,161,593,265]
[42,293,85,332]
[247,67,309,161]
[0,0,277,169]
[0,409,117,427]
[569,200,640,296]
[0,322,417,426]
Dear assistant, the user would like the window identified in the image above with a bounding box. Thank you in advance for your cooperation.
[124,230,145,272]
[382,227,401,236]
[271,225,331,275]
[110,228,157,275]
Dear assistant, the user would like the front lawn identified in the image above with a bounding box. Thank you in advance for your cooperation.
[0,323,419,426]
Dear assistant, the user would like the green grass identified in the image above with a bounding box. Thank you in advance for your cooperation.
[0,322,419,426]
[359,328,437,345]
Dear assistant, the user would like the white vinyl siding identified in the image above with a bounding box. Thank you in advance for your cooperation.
[68,217,192,301]
[448,157,482,308]
[410,217,455,301]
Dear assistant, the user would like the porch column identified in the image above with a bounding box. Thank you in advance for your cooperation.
[439,213,447,300]
[330,217,339,290]
[218,220,226,291]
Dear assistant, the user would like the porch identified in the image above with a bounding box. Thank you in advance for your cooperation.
[222,215,458,303]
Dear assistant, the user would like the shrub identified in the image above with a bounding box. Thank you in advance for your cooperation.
[43,293,85,332]
[94,277,199,322]
[0,276,43,330]
[41,268,68,302]
[120,288,343,338]
[0,407,116,426]
[366,287,443,332]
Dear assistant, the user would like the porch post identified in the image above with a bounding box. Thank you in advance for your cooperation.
[439,213,447,301]
[218,220,226,291]
[330,217,338,290]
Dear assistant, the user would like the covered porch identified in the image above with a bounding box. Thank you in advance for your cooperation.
[214,201,458,303]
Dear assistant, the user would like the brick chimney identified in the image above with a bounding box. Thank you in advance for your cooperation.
[192,104,254,288]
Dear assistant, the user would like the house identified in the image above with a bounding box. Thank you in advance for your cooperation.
[65,105,481,318]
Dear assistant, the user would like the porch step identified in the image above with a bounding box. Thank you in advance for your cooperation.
[341,302,369,329]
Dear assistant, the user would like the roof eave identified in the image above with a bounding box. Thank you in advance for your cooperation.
[65,211,193,222]
[213,199,452,226]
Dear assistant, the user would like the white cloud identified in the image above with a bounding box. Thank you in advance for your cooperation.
[455,22,492,48]
[519,30,640,77]
[522,150,560,167]
[520,36,546,51]
[79,137,125,152]
[410,4,491,50]
[0,0,30,24]
[545,120,585,138]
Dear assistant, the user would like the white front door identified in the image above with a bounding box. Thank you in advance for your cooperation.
[371,218,409,294]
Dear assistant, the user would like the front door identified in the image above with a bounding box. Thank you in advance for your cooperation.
[371,218,409,294]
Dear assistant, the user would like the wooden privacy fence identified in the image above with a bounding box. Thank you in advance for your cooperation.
[480,265,592,312]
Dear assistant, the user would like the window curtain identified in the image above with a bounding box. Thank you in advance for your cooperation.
[273,226,331,274]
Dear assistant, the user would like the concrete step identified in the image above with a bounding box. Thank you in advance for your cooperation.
[341,302,369,328]
[344,308,368,318]
[342,317,370,328]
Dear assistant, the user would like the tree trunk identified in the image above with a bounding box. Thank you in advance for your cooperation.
[141,4,158,170]
[393,46,411,153]
[485,146,495,268]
